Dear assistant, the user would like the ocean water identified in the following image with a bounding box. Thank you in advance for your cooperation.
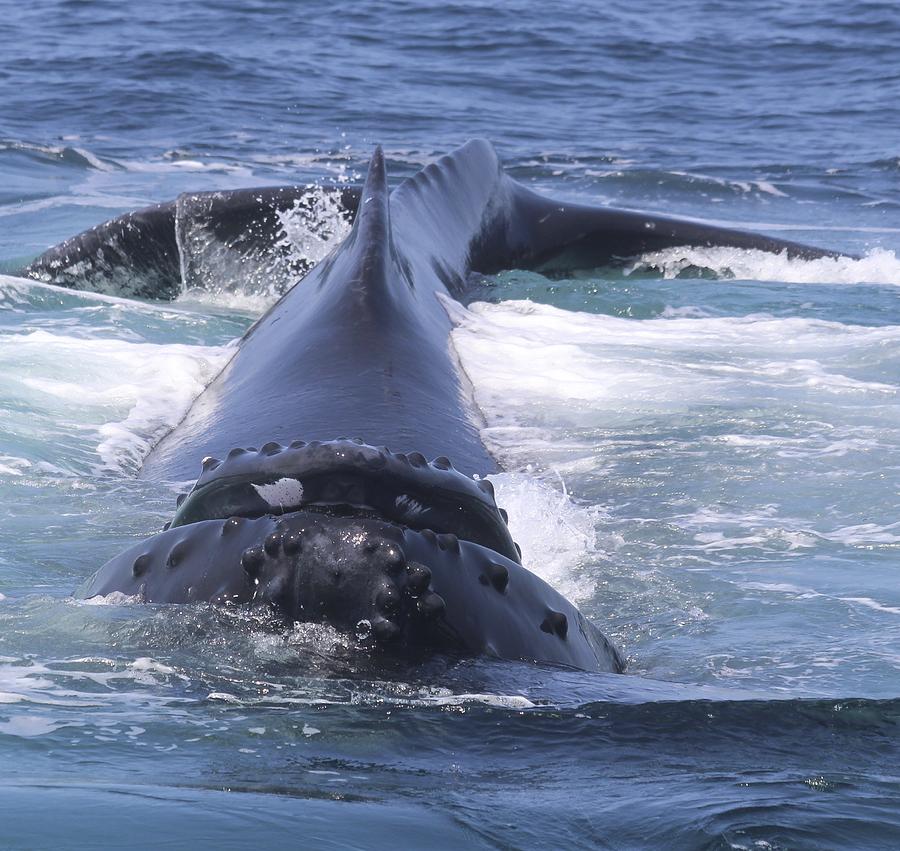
[2,1,900,848]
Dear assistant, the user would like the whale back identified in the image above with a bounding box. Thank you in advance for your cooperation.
[140,143,513,482]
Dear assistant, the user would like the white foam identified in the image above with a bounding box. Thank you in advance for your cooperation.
[738,581,816,596]
[130,658,178,676]
[0,653,188,707]
[840,597,900,616]
[208,692,242,703]
[175,287,276,314]
[94,338,234,472]
[412,692,536,709]
[0,455,31,477]
[817,522,900,546]
[0,328,233,474]
[449,298,900,435]
[0,273,196,312]
[486,472,606,604]
[679,508,900,552]
[737,583,900,617]
[81,592,141,606]
[250,621,354,662]
[448,296,900,616]
[120,157,253,177]
[667,170,788,197]
[625,246,900,285]
[0,716,69,738]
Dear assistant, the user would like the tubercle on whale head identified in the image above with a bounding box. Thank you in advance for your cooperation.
[169,437,520,564]
[82,508,625,674]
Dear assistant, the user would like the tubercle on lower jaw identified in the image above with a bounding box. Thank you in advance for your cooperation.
[237,520,449,643]
[85,506,624,673]
[167,436,522,563]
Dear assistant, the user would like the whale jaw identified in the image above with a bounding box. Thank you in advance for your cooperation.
[83,506,625,674]
[83,435,623,673]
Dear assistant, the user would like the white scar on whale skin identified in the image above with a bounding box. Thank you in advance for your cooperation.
[252,478,304,508]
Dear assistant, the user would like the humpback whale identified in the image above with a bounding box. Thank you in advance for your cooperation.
[25,140,841,673]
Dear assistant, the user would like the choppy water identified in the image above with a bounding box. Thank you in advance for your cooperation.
[2,1,900,848]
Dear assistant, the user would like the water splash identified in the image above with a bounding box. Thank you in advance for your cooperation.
[626,245,900,285]
[485,471,607,604]
[175,184,352,305]
[274,186,352,272]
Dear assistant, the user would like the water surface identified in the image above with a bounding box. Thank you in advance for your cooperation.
[1,1,899,847]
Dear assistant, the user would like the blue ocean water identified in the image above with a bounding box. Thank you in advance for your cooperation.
[1,1,900,847]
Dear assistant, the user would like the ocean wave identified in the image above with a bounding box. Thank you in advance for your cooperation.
[0,139,119,172]
[448,297,900,436]
[0,327,232,475]
[626,245,900,284]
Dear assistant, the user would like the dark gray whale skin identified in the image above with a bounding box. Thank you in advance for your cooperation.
[55,140,843,673]
[22,185,362,300]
